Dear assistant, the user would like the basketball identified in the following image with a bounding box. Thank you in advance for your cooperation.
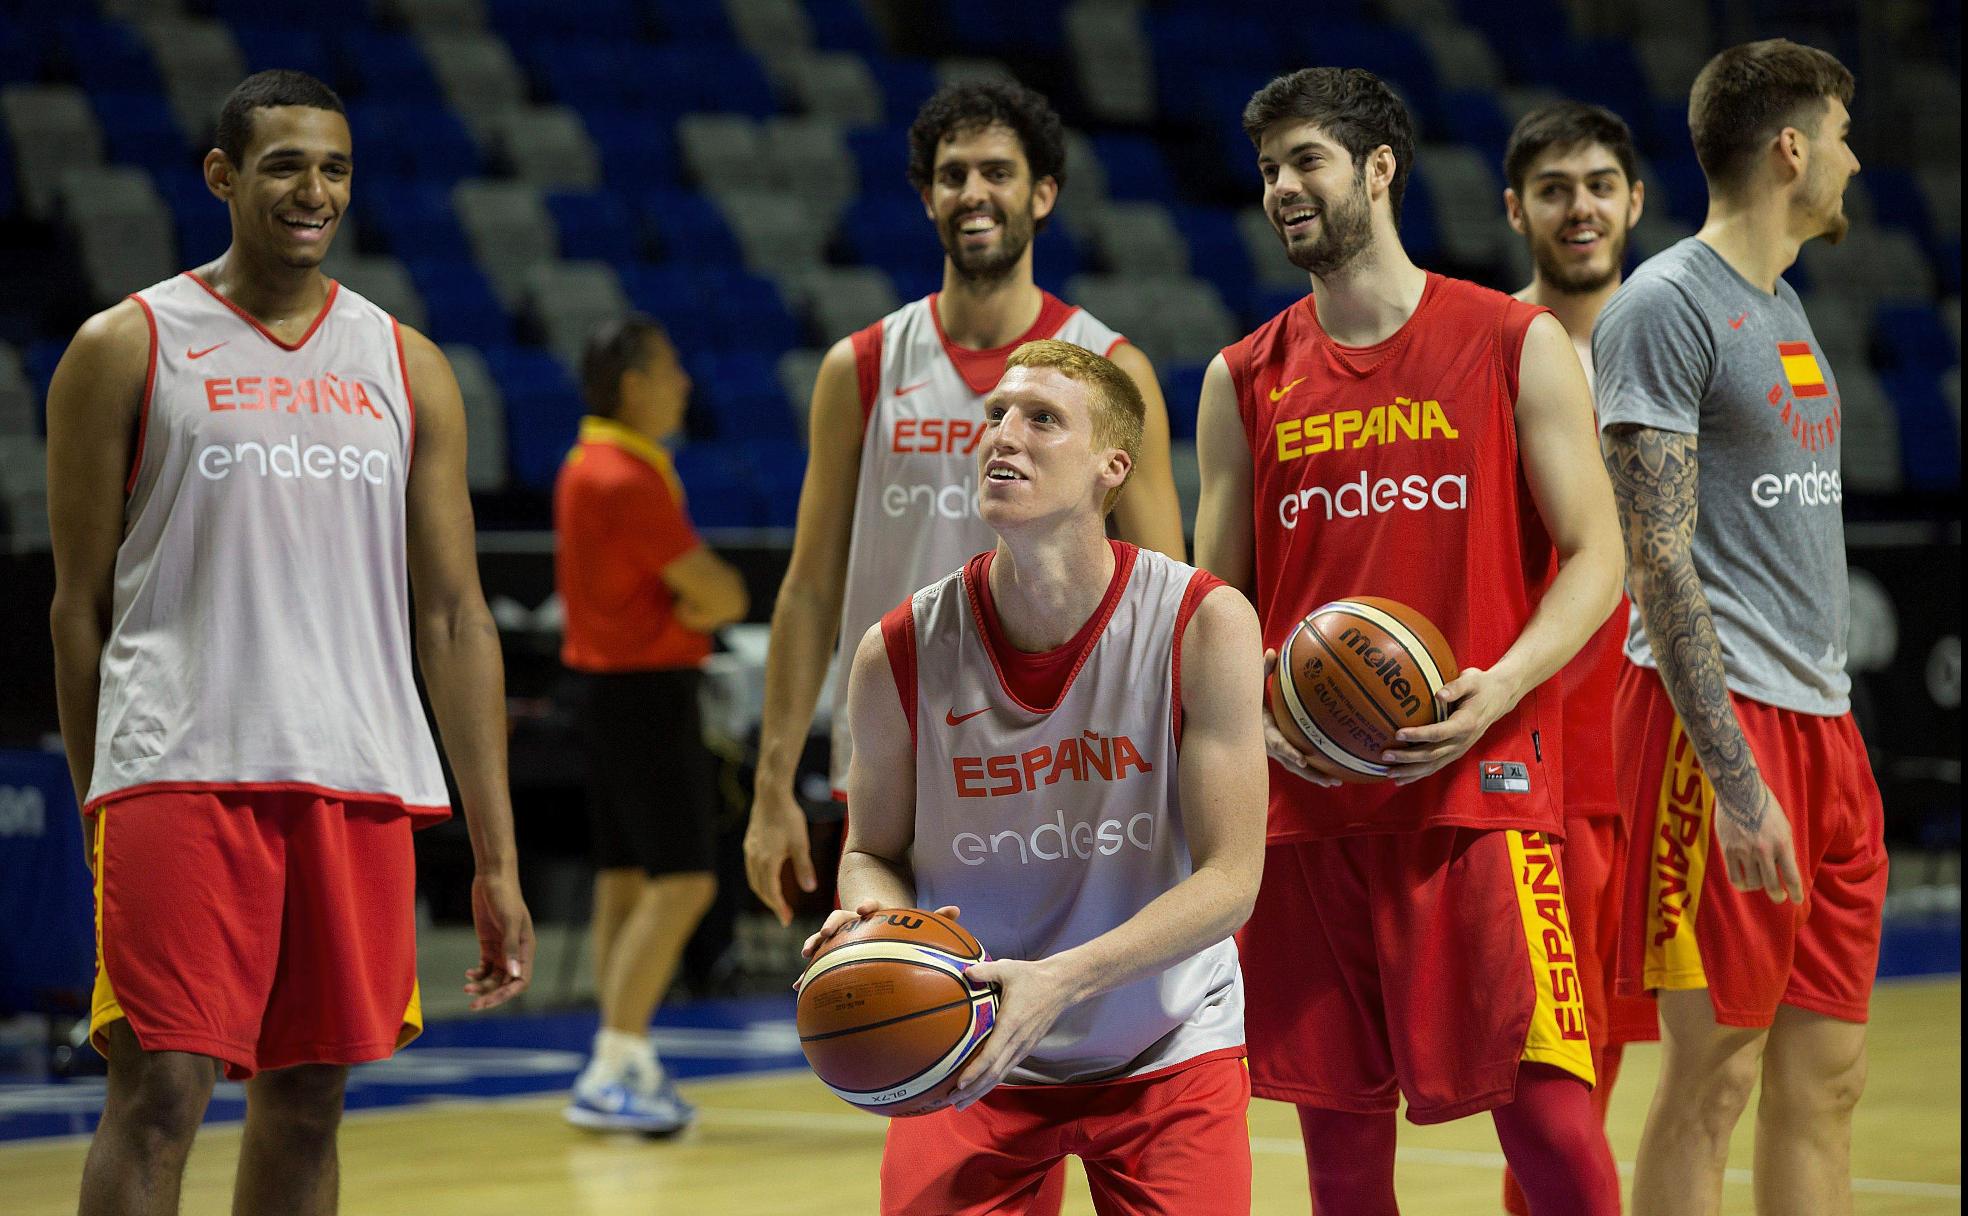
[1267,597,1460,782]
[795,909,996,1116]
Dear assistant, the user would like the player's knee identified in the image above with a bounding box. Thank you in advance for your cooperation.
[1762,1048,1867,1128]
[251,1066,348,1140]
[114,1064,211,1148]
[1678,1055,1760,1137]
[660,871,718,917]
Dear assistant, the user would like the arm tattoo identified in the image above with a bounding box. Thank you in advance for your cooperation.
[1600,424,1764,830]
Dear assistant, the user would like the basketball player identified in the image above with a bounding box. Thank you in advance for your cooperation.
[1594,41,1881,1216]
[1498,100,1660,1216]
[46,71,533,1215]
[743,80,1185,924]
[808,338,1265,1215]
[1191,69,1625,1214]
[556,316,748,1134]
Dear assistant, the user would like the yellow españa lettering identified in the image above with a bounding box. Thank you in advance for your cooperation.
[1273,397,1459,462]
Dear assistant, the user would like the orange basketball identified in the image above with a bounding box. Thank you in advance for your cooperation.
[1266,596,1459,782]
[795,909,995,1116]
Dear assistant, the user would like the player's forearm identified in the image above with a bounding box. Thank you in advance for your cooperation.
[416,601,519,870]
[754,571,847,786]
[49,601,108,808]
[1604,427,1764,829]
[1488,537,1623,707]
[1042,860,1256,1005]
[835,847,916,910]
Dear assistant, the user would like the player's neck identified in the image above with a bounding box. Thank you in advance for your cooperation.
[199,248,333,334]
[935,267,1044,351]
[1307,244,1427,347]
[1696,201,1805,295]
[986,523,1114,653]
[1515,276,1617,346]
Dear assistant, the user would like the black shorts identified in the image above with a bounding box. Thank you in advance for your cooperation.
[575,669,717,876]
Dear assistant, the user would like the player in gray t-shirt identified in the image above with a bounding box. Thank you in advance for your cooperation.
[1595,39,1888,1216]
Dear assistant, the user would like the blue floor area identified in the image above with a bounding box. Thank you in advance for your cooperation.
[3,914,1959,1145]
[0,994,802,1144]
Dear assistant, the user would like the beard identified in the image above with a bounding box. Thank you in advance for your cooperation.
[1278,176,1375,278]
[1529,225,1629,294]
[942,201,1037,286]
[1798,161,1849,245]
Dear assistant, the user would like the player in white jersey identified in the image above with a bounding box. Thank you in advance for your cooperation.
[744,80,1185,924]
[804,339,1266,1215]
[46,71,532,1215]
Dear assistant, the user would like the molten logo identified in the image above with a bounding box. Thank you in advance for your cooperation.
[952,731,1152,799]
[1276,472,1467,528]
[197,434,391,486]
[1334,626,1423,715]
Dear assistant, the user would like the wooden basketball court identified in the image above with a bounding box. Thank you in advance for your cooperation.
[4,978,1956,1214]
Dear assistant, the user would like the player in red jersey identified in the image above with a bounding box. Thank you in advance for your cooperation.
[1498,100,1663,1215]
[48,72,532,1215]
[1192,69,1625,1214]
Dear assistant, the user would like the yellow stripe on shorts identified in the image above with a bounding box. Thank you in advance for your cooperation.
[1507,830,1595,1087]
[88,810,127,1053]
[1642,717,1713,991]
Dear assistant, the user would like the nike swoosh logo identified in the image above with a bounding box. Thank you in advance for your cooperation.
[945,707,990,726]
[894,380,932,397]
[186,342,228,359]
[1728,313,1748,330]
[1269,376,1306,402]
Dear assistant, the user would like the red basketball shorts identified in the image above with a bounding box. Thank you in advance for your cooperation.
[879,1052,1251,1216]
[1614,662,1888,1027]
[89,789,423,1080]
[1241,829,1595,1124]
[1563,812,1661,1048]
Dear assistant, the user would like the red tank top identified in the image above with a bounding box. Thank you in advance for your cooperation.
[1225,274,1563,841]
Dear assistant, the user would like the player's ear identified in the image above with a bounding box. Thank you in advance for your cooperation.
[204,148,235,202]
[1503,188,1527,235]
[1628,178,1645,226]
[1774,126,1809,185]
[1031,175,1059,224]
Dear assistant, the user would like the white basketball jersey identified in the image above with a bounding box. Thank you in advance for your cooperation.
[829,292,1125,794]
[87,273,448,818]
[888,543,1244,1085]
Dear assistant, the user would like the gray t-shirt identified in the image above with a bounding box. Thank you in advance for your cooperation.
[1594,237,1851,715]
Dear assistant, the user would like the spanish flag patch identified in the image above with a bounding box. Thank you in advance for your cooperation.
[1778,341,1829,399]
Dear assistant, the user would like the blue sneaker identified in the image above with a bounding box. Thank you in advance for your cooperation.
[563,1070,694,1136]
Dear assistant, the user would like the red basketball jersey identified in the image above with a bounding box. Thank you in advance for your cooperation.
[1558,597,1628,819]
[1225,274,1562,842]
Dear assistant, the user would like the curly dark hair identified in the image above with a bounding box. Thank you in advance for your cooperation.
[215,70,345,166]
[1503,101,1639,194]
[1242,67,1415,222]
[905,78,1067,203]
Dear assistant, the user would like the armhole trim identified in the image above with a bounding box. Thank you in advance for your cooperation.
[392,318,417,468]
[125,294,158,497]
[1171,570,1227,751]
[851,319,884,437]
[880,597,918,751]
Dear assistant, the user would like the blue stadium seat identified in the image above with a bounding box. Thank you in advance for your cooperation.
[946,0,1067,58]
[0,16,60,87]
[671,441,764,527]
[808,0,887,57]
[682,350,798,444]
[546,191,641,264]
[489,0,645,44]
[345,102,479,182]
[1173,206,1250,320]
[1863,168,1939,255]
[1883,371,1961,492]
[647,46,778,117]
[230,25,336,84]
[621,265,798,356]
[640,191,745,267]
[1398,170,1441,264]
[1288,25,1441,134]
[479,345,583,491]
[647,0,735,44]
[1161,363,1207,440]
[1092,134,1175,202]
[581,106,682,194]
[404,258,512,348]
[332,30,443,103]
[61,19,163,97]
[207,0,339,31]
[92,92,193,175]
[1546,41,1652,137]
[1644,156,1709,228]
[703,268,800,353]
[1246,285,1307,331]
[750,444,808,526]
[868,58,939,122]
[1438,90,1512,173]
[357,177,474,263]
[154,168,232,266]
[1873,303,1958,374]
[1031,226,1083,289]
[838,194,940,273]
[846,126,912,195]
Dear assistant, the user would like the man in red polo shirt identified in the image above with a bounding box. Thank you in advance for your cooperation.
[555,314,749,1134]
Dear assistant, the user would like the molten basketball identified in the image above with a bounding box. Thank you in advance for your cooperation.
[795,909,995,1116]
[1267,596,1459,782]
